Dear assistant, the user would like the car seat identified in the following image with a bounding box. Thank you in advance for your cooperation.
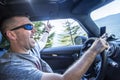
[0,32,7,57]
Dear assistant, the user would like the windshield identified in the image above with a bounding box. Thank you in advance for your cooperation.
[91,0,120,38]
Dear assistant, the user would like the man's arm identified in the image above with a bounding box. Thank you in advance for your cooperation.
[38,32,49,49]
[38,22,52,49]
[41,34,109,80]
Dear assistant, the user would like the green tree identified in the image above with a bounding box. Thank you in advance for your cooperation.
[58,20,86,46]
[33,21,55,48]
[45,33,55,48]
[33,21,45,40]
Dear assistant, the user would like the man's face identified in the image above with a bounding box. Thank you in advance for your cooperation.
[7,16,37,50]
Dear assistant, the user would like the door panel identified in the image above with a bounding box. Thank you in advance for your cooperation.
[41,45,83,73]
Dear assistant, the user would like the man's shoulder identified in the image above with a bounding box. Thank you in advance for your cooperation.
[0,61,43,80]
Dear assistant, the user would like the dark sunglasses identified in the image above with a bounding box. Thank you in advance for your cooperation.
[10,24,34,31]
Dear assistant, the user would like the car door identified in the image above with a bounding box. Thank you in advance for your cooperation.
[41,45,82,73]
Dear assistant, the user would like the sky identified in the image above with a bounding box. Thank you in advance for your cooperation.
[91,0,120,20]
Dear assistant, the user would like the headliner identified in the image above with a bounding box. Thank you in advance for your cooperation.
[0,0,113,21]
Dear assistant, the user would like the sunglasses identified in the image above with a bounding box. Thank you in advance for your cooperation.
[10,24,34,31]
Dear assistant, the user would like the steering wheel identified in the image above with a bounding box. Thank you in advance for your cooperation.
[81,38,107,80]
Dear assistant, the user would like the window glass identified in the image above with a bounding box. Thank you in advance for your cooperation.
[91,0,120,38]
[33,19,87,47]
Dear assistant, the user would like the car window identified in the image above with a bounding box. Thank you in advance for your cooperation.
[91,0,120,38]
[33,19,87,48]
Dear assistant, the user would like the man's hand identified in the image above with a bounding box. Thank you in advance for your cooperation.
[44,21,53,33]
[90,33,109,54]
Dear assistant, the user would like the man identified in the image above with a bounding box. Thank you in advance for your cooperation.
[0,16,109,80]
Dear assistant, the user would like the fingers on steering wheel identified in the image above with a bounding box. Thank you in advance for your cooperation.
[100,33,108,40]
[100,39,109,50]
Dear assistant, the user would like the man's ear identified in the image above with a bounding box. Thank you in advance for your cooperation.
[6,31,16,40]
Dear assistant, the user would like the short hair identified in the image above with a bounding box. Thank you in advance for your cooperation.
[0,15,29,35]
[0,15,14,36]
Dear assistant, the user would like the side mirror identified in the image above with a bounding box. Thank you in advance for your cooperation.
[74,36,87,45]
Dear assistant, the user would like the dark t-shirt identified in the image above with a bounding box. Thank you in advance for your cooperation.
[0,42,53,80]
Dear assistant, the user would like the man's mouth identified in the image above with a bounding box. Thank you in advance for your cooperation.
[31,34,36,39]
[30,35,34,38]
